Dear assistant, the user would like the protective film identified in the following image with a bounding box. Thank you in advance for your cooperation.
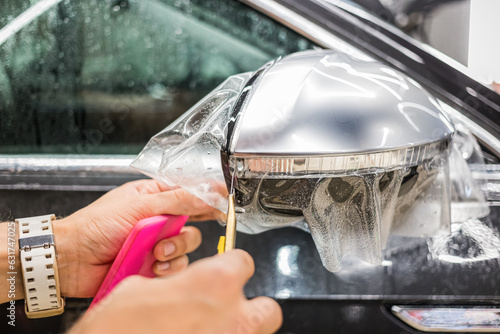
[132,50,487,272]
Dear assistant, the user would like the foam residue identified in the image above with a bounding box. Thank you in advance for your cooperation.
[232,155,451,272]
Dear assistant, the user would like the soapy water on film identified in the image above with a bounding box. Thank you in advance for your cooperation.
[133,65,492,274]
[234,156,450,272]
[429,218,500,264]
[140,87,489,273]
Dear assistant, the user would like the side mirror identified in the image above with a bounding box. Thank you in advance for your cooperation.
[133,50,487,272]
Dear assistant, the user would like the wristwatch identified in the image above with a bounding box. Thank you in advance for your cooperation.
[17,214,65,319]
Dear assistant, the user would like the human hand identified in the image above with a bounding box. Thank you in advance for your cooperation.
[53,179,217,298]
[70,250,283,334]
[493,82,500,94]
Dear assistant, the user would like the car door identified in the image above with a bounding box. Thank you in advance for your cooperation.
[0,1,315,332]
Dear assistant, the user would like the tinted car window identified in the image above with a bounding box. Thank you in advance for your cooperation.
[345,0,470,65]
[0,0,315,154]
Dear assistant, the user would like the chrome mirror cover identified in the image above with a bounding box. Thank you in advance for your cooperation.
[231,50,454,157]
[134,50,458,272]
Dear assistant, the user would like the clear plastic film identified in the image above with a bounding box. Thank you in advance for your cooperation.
[448,123,490,222]
[132,72,252,212]
[232,151,452,272]
[132,50,488,272]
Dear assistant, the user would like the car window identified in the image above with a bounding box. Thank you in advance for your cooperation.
[344,0,470,65]
[0,0,316,154]
[342,0,500,96]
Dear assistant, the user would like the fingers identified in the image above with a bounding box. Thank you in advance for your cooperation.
[216,249,256,283]
[245,297,283,334]
[153,226,202,262]
[188,209,225,222]
[131,179,177,194]
[180,250,281,333]
[138,188,215,218]
[213,252,282,333]
[151,249,282,334]
[190,249,256,287]
[100,180,218,220]
[154,255,189,276]
[92,180,172,205]
[224,248,255,272]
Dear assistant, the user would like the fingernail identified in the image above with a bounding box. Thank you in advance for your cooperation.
[163,242,175,257]
[157,261,170,271]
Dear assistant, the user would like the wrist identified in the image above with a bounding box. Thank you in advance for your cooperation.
[52,217,79,298]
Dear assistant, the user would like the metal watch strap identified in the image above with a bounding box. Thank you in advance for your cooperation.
[17,214,65,318]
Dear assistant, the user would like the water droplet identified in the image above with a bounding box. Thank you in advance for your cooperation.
[275,180,287,187]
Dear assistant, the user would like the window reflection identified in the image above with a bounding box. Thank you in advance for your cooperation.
[345,0,499,96]
[0,0,315,154]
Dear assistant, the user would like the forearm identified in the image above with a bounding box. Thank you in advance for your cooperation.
[0,222,25,304]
